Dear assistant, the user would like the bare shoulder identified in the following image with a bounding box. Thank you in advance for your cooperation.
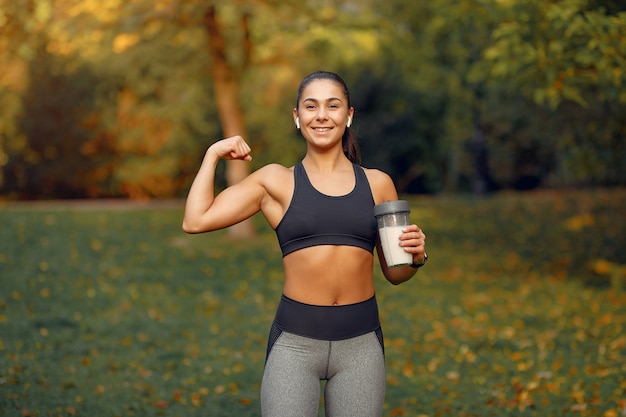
[362,167,393,185]
[362,166,398,203]
[250,163,294,226]
[259,163,294,174]
[253,163,293,184]
[251,163,294,199]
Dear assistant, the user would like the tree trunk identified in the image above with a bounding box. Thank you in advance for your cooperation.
[204,6,255,239]
[470,126,489,195]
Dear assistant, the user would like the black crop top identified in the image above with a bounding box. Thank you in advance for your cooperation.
[275,162,378,257]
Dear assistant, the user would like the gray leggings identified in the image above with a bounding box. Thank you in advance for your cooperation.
[261,330,386,417]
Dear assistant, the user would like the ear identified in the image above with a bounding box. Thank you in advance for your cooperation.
[293,108,300,129]
[347,107,355,128]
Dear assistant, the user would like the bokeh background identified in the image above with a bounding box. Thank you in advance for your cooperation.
[1,0,624,201]
[1,1,626,416]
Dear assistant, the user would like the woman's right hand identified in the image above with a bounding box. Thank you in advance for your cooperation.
[208,136,252,161]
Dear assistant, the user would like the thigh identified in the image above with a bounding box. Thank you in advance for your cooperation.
[261,332,327,417]
[324,331,386,417]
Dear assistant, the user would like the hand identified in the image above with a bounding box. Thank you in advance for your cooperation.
[399,224,427,264]
[208,136,252,161]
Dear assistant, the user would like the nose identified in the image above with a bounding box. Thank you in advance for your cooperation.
[315,107,328,120]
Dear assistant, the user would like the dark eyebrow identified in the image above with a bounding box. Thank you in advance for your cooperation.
[302,97,344,104]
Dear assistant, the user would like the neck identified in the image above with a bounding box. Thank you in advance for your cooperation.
[302,152,351,174]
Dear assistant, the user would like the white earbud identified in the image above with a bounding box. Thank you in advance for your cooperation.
[295,117,300,129]
[347,117,352,128]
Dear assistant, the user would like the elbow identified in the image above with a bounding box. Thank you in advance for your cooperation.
[182,218,221,234]
[388,277,410,286]
[384,270,417,286]
[182,220,202,234]
[182,210,208,233]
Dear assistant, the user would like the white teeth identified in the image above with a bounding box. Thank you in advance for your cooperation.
[314,128,330,132]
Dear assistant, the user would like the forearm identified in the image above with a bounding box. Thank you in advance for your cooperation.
[379,246,427,285]
[382,264,419,285]
[182,148,220,233]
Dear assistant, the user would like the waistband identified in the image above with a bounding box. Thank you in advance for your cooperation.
[273,294,380,341]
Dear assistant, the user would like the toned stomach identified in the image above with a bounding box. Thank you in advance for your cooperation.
[282,245,376,306]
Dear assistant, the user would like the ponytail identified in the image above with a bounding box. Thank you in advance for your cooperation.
[343,127,360,164]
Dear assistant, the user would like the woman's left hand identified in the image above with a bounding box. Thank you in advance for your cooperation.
[399,224,427,264]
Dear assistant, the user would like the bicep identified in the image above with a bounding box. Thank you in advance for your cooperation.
[367,169,398,204]
[368,169,401,274]
[196,176,266,232]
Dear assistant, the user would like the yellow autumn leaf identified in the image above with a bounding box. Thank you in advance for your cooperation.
[113,33,140,54]
[446,371,460,381]
[592,259,613,275]
[402,362,414,378]
[90,239,103,251]
[564,213,595,231]
[148,307,164,320]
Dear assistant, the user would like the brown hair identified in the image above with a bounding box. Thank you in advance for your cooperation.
[295,71,360,163]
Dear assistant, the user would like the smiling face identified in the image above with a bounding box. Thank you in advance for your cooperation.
[293,79,354,151]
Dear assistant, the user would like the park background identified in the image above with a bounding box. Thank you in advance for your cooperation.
[1,0,625,416]
[1,0,625,201]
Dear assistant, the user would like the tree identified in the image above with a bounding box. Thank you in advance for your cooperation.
[0,0,44,196]
[472,0,626,185]
[203,5,255,238]
[475,0,626,108]
[0,0,225,198]
[3,0,624,199]
[362,0,501,193]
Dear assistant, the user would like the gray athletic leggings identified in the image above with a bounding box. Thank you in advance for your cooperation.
[261,295,386,417]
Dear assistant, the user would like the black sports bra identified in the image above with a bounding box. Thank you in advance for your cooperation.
[275,162,378,257]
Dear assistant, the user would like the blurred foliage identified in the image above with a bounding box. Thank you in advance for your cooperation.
[0,189,625,415]
[0,0,624,199]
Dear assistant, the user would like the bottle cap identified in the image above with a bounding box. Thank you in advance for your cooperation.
[373,200,410,217]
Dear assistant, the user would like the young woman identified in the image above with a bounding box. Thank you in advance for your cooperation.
[183,71,427,417]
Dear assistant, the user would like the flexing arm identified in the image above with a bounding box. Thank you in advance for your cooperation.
[182,136,263,233]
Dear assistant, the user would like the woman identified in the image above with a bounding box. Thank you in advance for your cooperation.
[183,71,427,417]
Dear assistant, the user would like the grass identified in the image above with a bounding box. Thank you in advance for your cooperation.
[1,189,625,417]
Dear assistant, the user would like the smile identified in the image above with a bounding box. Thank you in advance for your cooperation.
[313,127,332,132]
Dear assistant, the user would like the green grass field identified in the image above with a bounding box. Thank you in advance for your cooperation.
[1,189,625,417]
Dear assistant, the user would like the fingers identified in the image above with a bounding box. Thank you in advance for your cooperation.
[210,136,252,161]
[230,136,252,161]
[401,225,425,241]
[399,225,426,253]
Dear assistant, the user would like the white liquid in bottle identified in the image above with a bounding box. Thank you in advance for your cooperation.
[379,226,412,267]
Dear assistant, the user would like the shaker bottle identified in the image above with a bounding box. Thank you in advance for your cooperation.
[374,200,413,267]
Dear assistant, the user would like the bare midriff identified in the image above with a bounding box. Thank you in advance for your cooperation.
[281,245,375,306]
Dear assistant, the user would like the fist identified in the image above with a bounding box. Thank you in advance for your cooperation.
[209,136,252,161]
